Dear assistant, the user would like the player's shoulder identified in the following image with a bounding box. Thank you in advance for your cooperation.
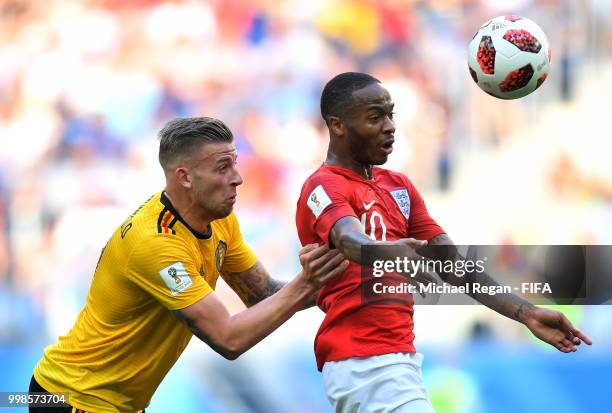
[120,192,185,245]
[304,164,346,181]
[298,166,350,207]
[100,193,192,269]
[301,165,351,191]
[134,192,172,234]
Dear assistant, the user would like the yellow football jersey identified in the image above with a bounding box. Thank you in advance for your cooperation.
[34,192,258,412]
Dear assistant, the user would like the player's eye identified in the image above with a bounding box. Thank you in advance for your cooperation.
[389,111,395,120]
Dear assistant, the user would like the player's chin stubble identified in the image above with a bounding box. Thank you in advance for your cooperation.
[214,203,233,220]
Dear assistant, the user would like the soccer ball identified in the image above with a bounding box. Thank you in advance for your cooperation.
[468,15,551,99]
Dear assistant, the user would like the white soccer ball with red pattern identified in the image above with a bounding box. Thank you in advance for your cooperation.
[468,15,551,99]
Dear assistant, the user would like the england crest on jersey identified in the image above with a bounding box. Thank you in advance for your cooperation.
[390,188,410,219]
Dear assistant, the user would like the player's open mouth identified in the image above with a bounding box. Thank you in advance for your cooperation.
[380,140,394,155]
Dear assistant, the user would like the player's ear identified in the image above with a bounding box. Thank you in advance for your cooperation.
[175,167,193,189]
[328,116,344,136]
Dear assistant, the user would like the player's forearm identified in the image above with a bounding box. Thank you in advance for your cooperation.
[221,262,287,308]
[243,278,315,310]
[219,277,315,358]
[243,278,286,307]
[419,234,535,323]
[331,217,423,265]
[241,277,316,310]
[335,231,423,265]
[334,230,377,263]
[460,270,535,323]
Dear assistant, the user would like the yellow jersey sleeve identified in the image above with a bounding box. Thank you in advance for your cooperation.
[221,213,258,273]
[127,235,212,310]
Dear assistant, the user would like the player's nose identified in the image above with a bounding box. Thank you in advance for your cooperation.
[230,168,243,187]
[382,116,395,134]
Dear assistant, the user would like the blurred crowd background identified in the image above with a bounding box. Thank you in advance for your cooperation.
[1,0,611,412]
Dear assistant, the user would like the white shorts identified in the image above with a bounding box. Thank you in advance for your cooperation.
[322,352,435,413]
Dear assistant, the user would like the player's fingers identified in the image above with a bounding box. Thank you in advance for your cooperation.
[558,314,586,345]
[298,244,319,262]
[315,251,348,275]
[306,249,345,279]
[556,341,574,353]
[561,315,593,345]
[414,273,434,297]
[401,238,428,249]
[299,244,320,266]
[412,282,426,298]
[405,277,425,297]
[419,271,437,284]
[411,274,433,298]
[419,286,427,298]
[560,338,576,351]
[299,243,319,254]
[317,260,349,284]
[308,248,342,271]
[301,244,331,264]
[571,327,593,345]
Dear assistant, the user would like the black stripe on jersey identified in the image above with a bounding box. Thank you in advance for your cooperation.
[160,192,212,239]
[168,216,178,235]
[157,207,168,234]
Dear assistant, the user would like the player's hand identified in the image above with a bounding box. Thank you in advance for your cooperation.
[387,238,436,297]
[298,244,349,290]
[523,306,593,352]
[384,237,428,261]
[392,237,428,252]
[408,270,438,298]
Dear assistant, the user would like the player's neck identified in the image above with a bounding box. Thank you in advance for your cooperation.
[324,151,373,180]
[162,189,212,233]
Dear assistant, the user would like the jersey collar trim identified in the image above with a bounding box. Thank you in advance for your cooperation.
[159,192,213,239]
[321,164,380,181]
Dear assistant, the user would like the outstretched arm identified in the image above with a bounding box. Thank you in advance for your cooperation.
[329,216,435,294]
[330,216,427,264]
[175,244,348,359]
[221,261,319,309]
[221,261,286,308]
[419,233,592,352]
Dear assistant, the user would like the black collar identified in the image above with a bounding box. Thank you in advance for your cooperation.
[160,192,212,239]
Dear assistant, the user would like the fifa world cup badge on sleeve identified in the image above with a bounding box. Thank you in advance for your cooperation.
[159,262,192,295]
[307,185,332,218]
